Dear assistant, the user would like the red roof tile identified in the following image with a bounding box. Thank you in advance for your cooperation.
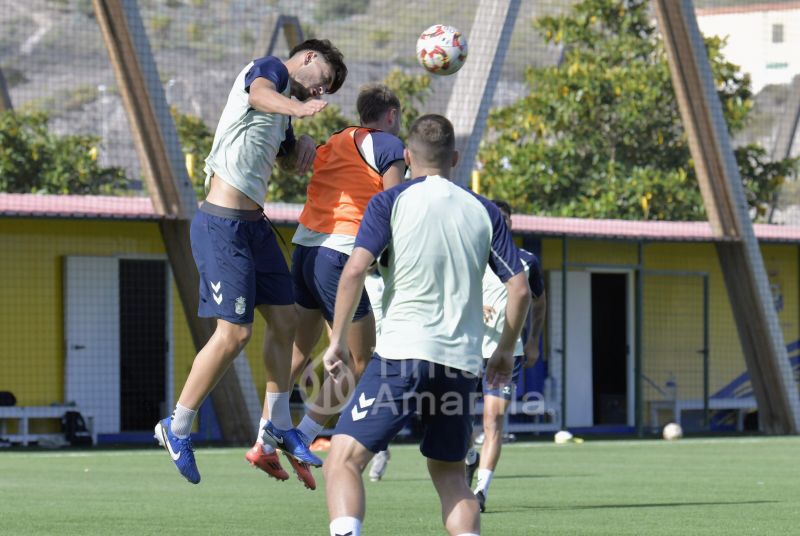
[2,193,800,243]
[511,214,800,243]
[0,193,163,220]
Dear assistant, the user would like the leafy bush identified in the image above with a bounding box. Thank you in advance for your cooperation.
[0,110,128,194]
[171,107,213,197]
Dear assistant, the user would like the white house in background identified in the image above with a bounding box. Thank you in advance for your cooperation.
[696,2,800,93]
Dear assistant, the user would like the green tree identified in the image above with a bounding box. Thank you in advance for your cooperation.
[479,0,798,221]
[172,107,213,197]
[0,110,128,194]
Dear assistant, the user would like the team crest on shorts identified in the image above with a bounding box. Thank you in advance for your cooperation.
[235,296,246,315]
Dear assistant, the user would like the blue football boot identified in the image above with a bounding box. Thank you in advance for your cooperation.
[154,417,201,484]
[261,421,323,467]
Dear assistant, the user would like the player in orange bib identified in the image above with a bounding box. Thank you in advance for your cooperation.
[248,85,405,489]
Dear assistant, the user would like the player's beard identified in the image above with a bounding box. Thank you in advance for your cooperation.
[290,79,313,102]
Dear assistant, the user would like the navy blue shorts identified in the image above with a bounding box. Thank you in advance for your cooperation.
[291,245,372,322]
[482,355,524,400]
[334,355,479,462]
[190,202,293,324]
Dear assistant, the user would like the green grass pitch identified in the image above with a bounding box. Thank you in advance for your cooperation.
[1,436,797,535]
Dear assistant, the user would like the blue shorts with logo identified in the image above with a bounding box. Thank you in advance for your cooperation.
[291,244,372,322]
[482,355,525,400]
[334,355,479,462]
[190,202,293,325]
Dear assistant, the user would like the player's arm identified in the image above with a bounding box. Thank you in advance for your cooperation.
[487,272,530,388]
[248,77,327,118]
[523,290,546,368]
[482,201,531,388]
[381,160,406,189]
[521,252,546,368]
[497,273,531,357]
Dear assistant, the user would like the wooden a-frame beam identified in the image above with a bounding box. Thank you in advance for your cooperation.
[254,14,304,59]
[654,0,800,434]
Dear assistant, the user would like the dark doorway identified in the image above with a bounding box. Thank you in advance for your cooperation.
[119,260,167,432]
[591,273,628,425]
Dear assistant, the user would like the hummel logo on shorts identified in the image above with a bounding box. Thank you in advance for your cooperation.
[210,280,222,304]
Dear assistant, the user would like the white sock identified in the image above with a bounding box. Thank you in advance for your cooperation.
[256,417,275,454]
[475,468,493,494]
[267,392,292,430]
[170,403,197,438]
[297,415,324,444]
[457,533,480,536]
[329,516,361,536]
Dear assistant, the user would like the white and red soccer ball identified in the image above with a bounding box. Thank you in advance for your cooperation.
[416,24,468,76]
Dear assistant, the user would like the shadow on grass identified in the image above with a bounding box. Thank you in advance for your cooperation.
[493,474,594,480]
[386,473,592,483]
[484,500,779,514]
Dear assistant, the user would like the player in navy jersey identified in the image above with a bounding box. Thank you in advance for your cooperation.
[154,40,347,485]
[321,115,531,536]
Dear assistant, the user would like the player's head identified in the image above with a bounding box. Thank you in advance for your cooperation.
[357,84,401,136]
[405,114,458,176]
[288,39,347,100]
[492,199,512,229]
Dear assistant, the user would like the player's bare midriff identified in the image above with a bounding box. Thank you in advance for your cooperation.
[204,174,262,210]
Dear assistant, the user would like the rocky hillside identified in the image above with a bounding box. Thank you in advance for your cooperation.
[0,0,562,185]
[0,0,792,196]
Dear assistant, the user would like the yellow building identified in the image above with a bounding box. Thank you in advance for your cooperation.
[0,194,295,443]
[1,194,798,441]
[514,214,800,433]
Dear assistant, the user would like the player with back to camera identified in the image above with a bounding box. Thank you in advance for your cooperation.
[321,114,531,536]
[465,199,547,512]
[248,84,406,489]
[154,39,347,485]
